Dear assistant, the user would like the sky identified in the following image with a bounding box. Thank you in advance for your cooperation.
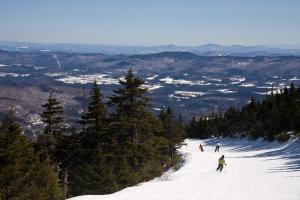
[0,0,300,46]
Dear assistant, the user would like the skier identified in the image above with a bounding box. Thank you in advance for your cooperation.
[216,155,226,172]
[215,143,220,152]
[199,144,204,152]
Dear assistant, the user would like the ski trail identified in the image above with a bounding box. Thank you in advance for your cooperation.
[69,139,300,200]
[53,53,61,69]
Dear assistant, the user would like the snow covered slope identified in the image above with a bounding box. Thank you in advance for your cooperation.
[69,138,300,200]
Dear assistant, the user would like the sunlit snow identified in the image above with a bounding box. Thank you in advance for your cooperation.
[0,72,30,77]
[240,83,256,87]
[56,74,120,85]
[69,138,300,200]
[215,89,237,94]
[230,77,246,84]
[160,76,209,86]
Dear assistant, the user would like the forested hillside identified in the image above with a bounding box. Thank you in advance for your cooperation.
[188,82,300,141]
[0,69,186,199]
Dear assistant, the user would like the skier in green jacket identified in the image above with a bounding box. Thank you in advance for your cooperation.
[216,155,226,172]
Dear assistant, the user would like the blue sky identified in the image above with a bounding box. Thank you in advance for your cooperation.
[0,0,299,46]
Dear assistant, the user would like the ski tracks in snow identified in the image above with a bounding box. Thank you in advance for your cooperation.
[69,138,300,200]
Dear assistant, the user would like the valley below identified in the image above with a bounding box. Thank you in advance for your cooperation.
[0,49,300,135]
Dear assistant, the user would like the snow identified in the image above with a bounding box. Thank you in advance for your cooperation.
[33,66,47,70]
[28,114,44,125]
[255,88,285,95]
[215,89,237,94]
[69,138,300,200]
[56,74,120,85]
[203,76,222,82]
[141,84,163,91]
[0,72,30,77]
[53,53,61,69]
[146,75,159,80]
[230,77,246,84]
[174,91,206,97]
[168,91,206,100]
[235,61,250,66]
[45,72,67,77]
[240,83,256,87]
[159,76,210,86]
[289,77,299,81]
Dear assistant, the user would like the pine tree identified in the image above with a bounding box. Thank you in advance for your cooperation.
[37,91,68,198]
[0,109,63,200]
[188,83,300,141]
[69,81,117,197]
[38,91,65,162]
[109,68,151,144]
[79,81,108,152]
[108,69,177,189]
[80,81,107,133]
[160,107,186,158]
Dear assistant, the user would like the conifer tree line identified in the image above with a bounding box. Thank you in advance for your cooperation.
[188,82,300,141]
[0,69,186,199]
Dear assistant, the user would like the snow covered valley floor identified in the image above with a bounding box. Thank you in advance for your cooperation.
[69,138,300,200]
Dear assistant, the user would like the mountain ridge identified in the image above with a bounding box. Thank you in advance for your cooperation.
[1,41,300,56]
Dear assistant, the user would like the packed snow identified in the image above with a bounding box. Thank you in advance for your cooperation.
[69,138,300,200]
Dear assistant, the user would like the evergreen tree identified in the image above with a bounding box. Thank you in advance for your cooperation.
[79,81,109,152]
[37,91,68,198]
[160,107,186,158]
[107,69,180,190]
[188,83,300,141]
[0,109,63,200]
[80,81,107,134]
[69,81,117,197]
[38,91,65,162]
[109,68,151,144]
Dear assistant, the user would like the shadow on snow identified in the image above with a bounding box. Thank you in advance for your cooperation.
[203,137,300,172]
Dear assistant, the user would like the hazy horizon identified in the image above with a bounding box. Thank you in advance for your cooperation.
[1,40,300,50]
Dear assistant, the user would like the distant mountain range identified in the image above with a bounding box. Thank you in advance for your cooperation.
[1,41,300,56]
